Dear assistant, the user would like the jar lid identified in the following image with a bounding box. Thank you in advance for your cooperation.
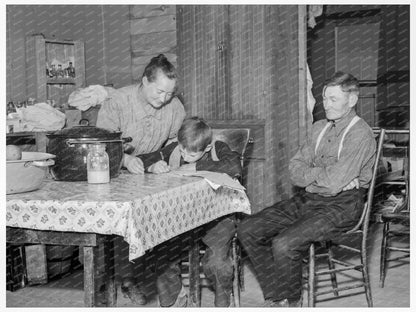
[47,126,122,139]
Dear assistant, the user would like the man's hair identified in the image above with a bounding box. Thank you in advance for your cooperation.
[142,54,177,82]
[325,71,360,95]
[178,117,212,152]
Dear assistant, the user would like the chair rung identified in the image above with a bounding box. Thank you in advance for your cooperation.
[334,244,360,253]
[315,283,365,297]
[388,231,410,236]
[386,255,410,262]
[387,247,410,252]
[315,264,362,276]
[330,258,359,268]
[181,273,206,278]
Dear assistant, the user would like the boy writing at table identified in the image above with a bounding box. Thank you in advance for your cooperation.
[136,116,242,307]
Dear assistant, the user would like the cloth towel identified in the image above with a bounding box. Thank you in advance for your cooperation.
[68,85,108,111]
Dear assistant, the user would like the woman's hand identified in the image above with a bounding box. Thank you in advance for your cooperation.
[123,154,144,174]
[148,160,170,174]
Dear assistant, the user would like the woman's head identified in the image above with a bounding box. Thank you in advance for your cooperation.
[141,54,177,109]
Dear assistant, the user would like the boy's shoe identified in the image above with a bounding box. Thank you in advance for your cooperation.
[158,284,188,307]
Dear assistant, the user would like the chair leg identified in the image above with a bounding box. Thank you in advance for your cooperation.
[308,244,316,307]
[326,242,339,297]
[361,241,373,307]
[231,236,240,307]
[379,222,389,288]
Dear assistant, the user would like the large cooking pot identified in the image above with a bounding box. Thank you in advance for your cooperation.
[46,126,130,181]
[7,152,55,194]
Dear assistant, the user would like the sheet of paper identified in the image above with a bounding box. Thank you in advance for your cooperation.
[169,169,245,191]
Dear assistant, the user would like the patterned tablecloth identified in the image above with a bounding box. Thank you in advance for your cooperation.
[6,172,251,261]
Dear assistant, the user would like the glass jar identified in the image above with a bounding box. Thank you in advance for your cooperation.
[87,143,110,184]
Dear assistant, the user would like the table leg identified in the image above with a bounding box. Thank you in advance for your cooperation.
[83,246,98,307]
[104,237,117,306]
[188,240,201,307]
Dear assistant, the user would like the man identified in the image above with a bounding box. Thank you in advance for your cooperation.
[95,54,186,305]
[237,72,376,307]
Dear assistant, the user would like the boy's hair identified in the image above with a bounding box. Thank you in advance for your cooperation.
[178,117,212,152]
[142,54,177,82]
[324,71,360,96]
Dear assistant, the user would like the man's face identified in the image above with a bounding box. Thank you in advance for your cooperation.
[178,144,207,163]
[322,85,356,122]
[142,70,176,109]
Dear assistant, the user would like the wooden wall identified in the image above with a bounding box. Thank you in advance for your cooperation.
[307,5,409,127]
[177,5,308,211]
[6,5,180,103]
[6,5,132,102]
[129,5,177,83]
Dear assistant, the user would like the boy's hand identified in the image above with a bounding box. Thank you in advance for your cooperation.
[342,178,359,191]
[123,154,144,174]
[177,163,196,172]
[148,160,170,174]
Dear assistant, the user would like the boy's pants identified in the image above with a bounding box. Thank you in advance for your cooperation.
[236,189,364,303]
[156,215,236,307]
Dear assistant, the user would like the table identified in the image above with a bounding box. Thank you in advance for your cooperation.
[6,172,251,306]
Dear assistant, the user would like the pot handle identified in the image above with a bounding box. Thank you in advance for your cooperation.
[25,159,55,167]
[66,138,123,147]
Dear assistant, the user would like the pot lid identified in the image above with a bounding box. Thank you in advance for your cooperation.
[47,126,122,139]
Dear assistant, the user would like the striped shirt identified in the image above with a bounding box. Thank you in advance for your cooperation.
[96,84,186,155]
[289,110,376,197]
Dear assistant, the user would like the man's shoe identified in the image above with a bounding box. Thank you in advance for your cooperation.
[262,297,302,308]
[120,280,147,306]
[262,299,281,307]
[158,284,188,307]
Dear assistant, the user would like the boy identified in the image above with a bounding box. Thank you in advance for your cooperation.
[137,117,242,307]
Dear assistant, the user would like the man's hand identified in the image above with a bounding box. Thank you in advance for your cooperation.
[342,177,360,191]
[148,160,170,174]
[123,154,144,174]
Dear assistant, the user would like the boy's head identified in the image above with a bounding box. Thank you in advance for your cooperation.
[177,117,212,163]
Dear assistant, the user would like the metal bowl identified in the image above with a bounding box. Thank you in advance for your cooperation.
[6,152,55,194]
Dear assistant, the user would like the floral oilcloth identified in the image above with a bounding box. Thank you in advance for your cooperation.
[6,172,251,261]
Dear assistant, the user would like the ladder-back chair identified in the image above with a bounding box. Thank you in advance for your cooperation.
[377,129,410,288]
[307,128,386,307]
[183,128,252,307]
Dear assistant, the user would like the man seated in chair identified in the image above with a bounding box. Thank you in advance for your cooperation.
[237,72,377,307]
[136,116,242,307]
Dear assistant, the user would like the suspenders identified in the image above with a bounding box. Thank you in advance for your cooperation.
[315,116,361,160]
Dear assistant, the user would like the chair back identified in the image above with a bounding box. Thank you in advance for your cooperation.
[346,128,386,234]
[212,128,252,168]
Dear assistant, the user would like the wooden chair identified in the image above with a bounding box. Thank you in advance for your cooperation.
[378,129,410,288]
[306,129,386,307]
[183,128,252,307]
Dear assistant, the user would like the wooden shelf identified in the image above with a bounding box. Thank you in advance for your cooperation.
[47,78,76,84]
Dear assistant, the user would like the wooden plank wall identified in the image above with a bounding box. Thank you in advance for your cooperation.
[177,5,306,211]
[6,5,131,102]
[129,5,177,83]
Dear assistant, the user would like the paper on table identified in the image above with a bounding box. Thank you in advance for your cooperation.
[170,169,245,191]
